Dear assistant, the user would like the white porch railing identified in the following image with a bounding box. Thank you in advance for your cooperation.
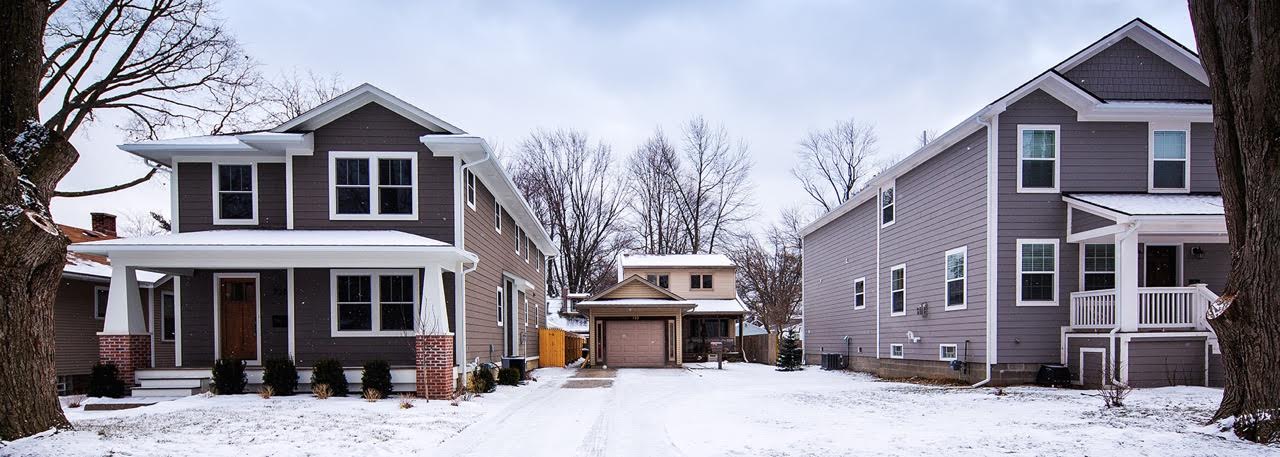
[1070,286,1215,330]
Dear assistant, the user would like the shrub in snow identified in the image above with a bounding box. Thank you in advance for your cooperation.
[262,358,298,396]
[258,385,275,399]
[776,330,804,371]
[312,383,333,400]
[64,395,86,408]
[363,387,384,402]
[361,360,393,398]
[470,365,496,394]
[497,368,521,386]
[211,358,247,394]
[398,393,415,409]
[87,362,126,398]
[1096,362,1132,408]
[311,359,349,396]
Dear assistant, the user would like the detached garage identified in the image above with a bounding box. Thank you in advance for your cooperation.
[576,275,695,368]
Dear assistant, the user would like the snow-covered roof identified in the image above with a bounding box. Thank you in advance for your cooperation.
[63,254,166,285]
[71,229,450,253]
[620,254,736,268]
[741,321,768,336]
[1064,194,1224,216]
[576,298,696,307]
[688,298,749,314]
[545,309,589,333]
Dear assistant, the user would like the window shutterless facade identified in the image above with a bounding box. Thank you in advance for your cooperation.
[494,203,503,232]
[214,163,256,224]
[880,182,896,227]
[945,247,966,310]
[1150,129,1190,192]
[1017,239,1059,306]
[161,291,176,341]
[465,169,477,209]
[690,274,713,289]
[330,269,418,336]
[890,344,904,359]
[496,286,505,327]
[1017,125,1060,193]
[646,274,669,289]
[1083,244,1116,291]
[853,277,866,310]
[525,237,531,262]
[94,286,109,320]
[939,344,958,361]
[329,151,418,220]
[514,226,522,255]
[890,264,906,316]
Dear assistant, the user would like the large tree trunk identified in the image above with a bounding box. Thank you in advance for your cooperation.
[1,0,74,440]
[1189,0,1280,444]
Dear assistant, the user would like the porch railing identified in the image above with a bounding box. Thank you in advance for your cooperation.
[1070,286,1215,330]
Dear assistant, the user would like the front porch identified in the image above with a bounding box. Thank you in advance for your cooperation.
[1069,285,1217,330]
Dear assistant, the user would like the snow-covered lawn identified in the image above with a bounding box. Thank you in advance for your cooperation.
[4,363,1277,456]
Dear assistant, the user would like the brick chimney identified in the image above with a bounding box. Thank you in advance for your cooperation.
[90,212,117,237]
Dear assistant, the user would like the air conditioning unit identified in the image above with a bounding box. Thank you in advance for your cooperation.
[820,353,844,370]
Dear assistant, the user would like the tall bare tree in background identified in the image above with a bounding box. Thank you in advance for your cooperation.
[510,129,629,296]
[650,116,753,254]
[626,129,684,254]
[916,129,937,148]
[730,207,806,336]
[1189,0,1280,443]
[792,118,878,211]
[1,0,263,439]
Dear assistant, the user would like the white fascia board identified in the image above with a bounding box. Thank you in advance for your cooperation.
[272,83,464,134]
[120,134,310,166]
[1077,102,1213,123]
[103,247,475,269]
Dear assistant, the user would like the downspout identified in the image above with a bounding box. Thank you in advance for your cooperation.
[971,109,999,388]
[1108,222,1140,386]
[453,143,491,369]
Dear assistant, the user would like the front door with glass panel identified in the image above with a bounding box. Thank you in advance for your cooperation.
[1145,245,1180,287]
[219,277,257,361]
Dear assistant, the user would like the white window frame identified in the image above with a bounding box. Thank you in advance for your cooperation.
[327,151,419,221]
[524,295,530,327]
[494,203,503,233]
[939,344,958,361]
[1080,243,1116,291]
[93,285,109,320]
[890,264,906,316]
[1016,125,1061,194]
[160,291,176,342]
[524,237,531,262]
[496,285,505,327]
[880,181,896,228]
[329,269,420,337]
[465,169,477,209]
[514,225,522,255]
[212,162,258,225]
[944,246,967,311]
[889,343,904,359]
[853,277,866,310]
[1148,122,1191,193]
[1016,239,1060,306]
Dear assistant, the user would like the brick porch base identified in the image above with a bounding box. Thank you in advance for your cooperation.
[98,334,151,387]
[415,334,455,399]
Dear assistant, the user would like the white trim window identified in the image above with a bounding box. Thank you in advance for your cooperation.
[890,264,906,316]
[525,237,531,262]
[514,226,522,255]
[465,169,477,209]
[1150,129,1190,192]
[213,163,257,224]
[853,277,866,310]
[93,286,109,320]
[1083,243,1116,291]
[880,182,896,227]
[329,151,418,220]
[939,344,958,361]
[1017,125,1060,193]
[890,343,904,359]
[524,296,530,327]
[646,273,670,289]
[945,247,967,310]
[161,291,176,342]
[496,286,505,327]
[331,269,419,336]
[1017,239,1059,306]
[690,274,714,290]
[494,203,503,233]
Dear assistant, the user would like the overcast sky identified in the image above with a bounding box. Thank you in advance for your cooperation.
[51,0,1198,233]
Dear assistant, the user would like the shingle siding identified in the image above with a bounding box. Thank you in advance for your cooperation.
[1063,37,1210,102]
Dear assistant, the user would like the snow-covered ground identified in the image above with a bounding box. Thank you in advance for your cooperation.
[3,364,1277,457]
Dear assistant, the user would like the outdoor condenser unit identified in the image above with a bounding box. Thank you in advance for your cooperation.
[820,353,844,370]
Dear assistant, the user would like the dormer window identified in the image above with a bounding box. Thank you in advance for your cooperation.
[329,151,417,220]
[214,163,256,224]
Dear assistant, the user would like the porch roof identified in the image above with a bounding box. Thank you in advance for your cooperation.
[71,229,451,252]
[575,298,697,310]
[1064,193,1224,216]
[687,298,749,315]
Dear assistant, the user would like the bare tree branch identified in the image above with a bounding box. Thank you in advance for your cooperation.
[792,117,879,212]
[52,166,157,197]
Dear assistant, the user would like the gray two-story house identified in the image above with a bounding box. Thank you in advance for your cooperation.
[802,19,1225,388]
[73,84,556,398]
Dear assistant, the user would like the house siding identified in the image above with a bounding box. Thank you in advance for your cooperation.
[1065,336,1114,387]
[1070,209,1114,233]
[291,103,454,243]
[1183,243,1229,293]
[1062,37,1210,102]
[1189,122,1218,193]
[176,162,287,232]
[151,282,176,368]
[293,268,415,366]
[623,267,736,300]
[1126,337,1207,387]
[803,197,878,359]
[179,269,289,366]
[54,277,153,377]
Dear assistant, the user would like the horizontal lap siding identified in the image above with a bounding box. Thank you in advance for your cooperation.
[1066,336,1114,386]
[180,269,289,366]
[294,268,414,366]
[1190,123,1218,193]
[1071,209,1114,233]
[1184,243,1229,293]
[1127,337,1207,387]
[879,129,989,363]
[175,162,286,232]
[1062,37,1210,102]
[54,279,104,376]
[152,282,176,368]
[291,102,454,243]
[804,198,878,358]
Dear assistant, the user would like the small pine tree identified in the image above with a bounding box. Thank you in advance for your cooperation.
[776,329,803,371]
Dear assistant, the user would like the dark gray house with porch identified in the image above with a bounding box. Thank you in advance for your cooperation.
[802,19,1225,388]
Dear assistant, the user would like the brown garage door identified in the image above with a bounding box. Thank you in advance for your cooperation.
[605,320,665,367]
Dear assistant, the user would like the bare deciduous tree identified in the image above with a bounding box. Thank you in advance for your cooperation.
[792,118,878,212]
[626,128,684,254]
[255,69,346,126]
[729,207,806,337]
[510,129,629,295]
[2,0,258,439]
[916,129,937,148]
[1189,0,1280,443]
[658,116,753,254]
[116,210,169,237]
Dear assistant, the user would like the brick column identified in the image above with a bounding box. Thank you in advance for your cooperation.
[416,334,455,399]
[99,334,151,388]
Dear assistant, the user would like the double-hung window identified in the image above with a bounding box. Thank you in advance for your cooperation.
[214,163,256,224]
[514,226,522,255]
[1017,239,1059,306]
[945,247,966,310]
[161,292,176,341]
[690,274,713,289]
[525,237,531,262]
[94,286,109,320]
[890,264,906,316]
[465,170,477,209]
[1151,129,1189,192]
[853,277,866,310]
[880,183,896,227]
[330,152,417,219]
[332,270,418,336]
[1018,125,1059,192]
[1083,244,1116,291]
[494,204,503,232]
[496,286,505,327]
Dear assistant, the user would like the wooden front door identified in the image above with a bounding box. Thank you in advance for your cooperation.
[1146,245,1180,287]
[219,277,258,361]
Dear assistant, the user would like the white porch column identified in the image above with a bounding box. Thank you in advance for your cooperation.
[1115,227,1140,332]
[418,264,451,335]
[102,264,147,335]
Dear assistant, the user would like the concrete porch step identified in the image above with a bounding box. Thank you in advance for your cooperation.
[138,378,204,389]
[132,386,201,397]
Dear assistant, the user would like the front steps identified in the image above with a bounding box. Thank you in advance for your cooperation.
[133,369,208,397]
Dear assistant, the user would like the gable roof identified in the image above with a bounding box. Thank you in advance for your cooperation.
[801,18,1211,237]
[585,274,689,302]
[619,254,736,268]
[58,224,168,286]
[272,83,465,134]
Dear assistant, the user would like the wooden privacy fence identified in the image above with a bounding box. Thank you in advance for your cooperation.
[539,328,586,367]
[741,332,777,364]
